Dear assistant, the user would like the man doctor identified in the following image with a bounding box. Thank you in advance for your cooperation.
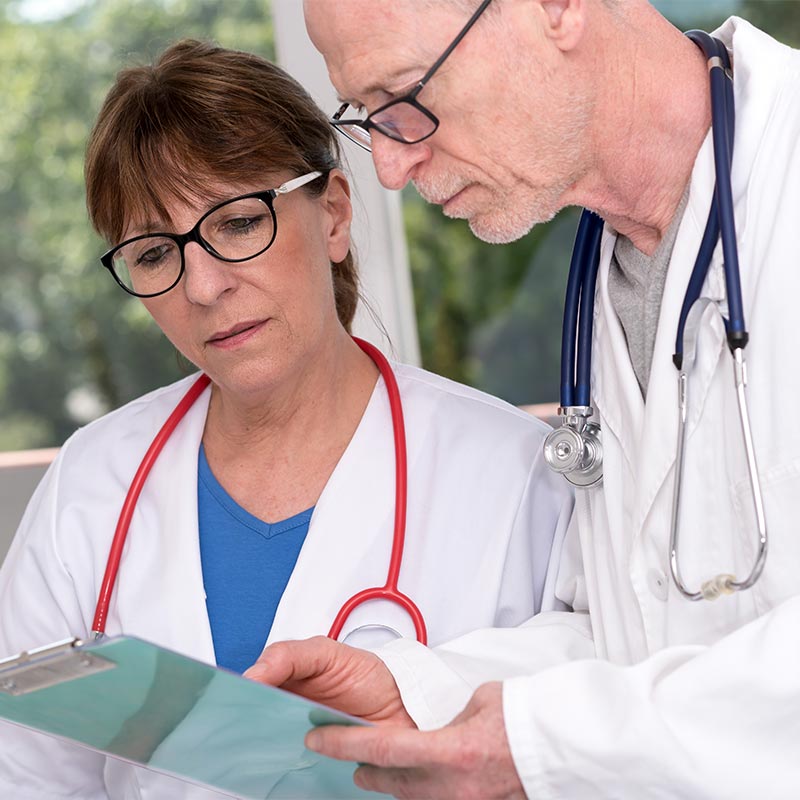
[247,0,800,796]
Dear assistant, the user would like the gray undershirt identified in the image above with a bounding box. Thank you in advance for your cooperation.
[607,189,689,397]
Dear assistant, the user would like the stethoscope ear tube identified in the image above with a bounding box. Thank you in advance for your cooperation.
[675,32,739,368]
[685,30,748,351]
[669,300,768,600]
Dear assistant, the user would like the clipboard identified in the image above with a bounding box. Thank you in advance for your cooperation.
[0,635,388,798]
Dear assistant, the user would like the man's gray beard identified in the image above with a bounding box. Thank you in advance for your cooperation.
[465,191,561,244]
[413,176,562,244]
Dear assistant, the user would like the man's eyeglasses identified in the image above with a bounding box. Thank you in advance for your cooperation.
[331,0,493,152]
[101,171,323,298]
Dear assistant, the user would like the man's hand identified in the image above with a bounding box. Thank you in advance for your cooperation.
[244,636,414,726]
[305,681,525,800]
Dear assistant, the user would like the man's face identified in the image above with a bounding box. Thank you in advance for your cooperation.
[305,0,594,244]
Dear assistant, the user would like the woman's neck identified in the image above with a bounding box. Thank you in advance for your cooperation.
[201,330,380,522]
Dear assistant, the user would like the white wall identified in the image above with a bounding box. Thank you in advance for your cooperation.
[272,0,421,365]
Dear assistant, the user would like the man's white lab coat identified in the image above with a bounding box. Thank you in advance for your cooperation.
[377,18,800,799]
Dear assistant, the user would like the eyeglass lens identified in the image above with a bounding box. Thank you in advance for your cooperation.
[341,100,438,151]
[110,196,275,296]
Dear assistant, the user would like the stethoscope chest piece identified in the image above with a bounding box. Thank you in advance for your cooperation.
[543,405,603,487]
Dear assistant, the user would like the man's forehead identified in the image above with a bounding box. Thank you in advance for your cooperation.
[305,0,450,101]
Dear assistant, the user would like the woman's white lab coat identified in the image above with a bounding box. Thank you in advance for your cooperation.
[0,362,572,798]
[375,18,800,799]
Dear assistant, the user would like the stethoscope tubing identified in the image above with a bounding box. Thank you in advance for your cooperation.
[669,34,767,600]
[92,337,427,645]
[327,338,427,644]
[560,210,604,408]
[685,31,748,347]
[91,372,212,636]
[550,31,768,600]
[575,215,604,407]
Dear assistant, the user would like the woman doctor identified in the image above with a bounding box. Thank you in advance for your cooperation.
[0,40,573,798]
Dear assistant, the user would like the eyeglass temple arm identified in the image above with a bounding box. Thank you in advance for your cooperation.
[413,0,494,94]
[275,171,323,195]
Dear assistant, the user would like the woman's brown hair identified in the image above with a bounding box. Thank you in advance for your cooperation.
[85,39,358,329]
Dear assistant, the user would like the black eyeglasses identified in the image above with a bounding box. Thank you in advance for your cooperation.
[331,0,493,151]
[101,171,323,298]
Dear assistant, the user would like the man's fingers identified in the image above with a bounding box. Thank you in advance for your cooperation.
[306,724,437,768]
[354,765,429,799]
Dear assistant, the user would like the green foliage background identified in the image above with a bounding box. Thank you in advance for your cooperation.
[0,0,798,448]
[0,0,275,449]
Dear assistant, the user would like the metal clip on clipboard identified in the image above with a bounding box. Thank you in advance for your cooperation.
[0,638,115,696]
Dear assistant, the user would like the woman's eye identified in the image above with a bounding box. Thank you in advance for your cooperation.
[136,243,172,266]
[226,216,256,231]
[220,214,266,235]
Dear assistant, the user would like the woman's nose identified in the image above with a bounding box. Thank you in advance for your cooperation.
[181,242,237,305]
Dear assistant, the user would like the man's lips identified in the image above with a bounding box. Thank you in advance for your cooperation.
[422,186,467,205]
[421,184,473,213]
[207,319,266,345]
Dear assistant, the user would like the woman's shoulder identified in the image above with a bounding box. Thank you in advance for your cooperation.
[59,373,206,467]
[393,362,552,441]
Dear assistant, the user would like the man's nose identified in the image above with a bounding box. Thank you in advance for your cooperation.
[370,135,431,191]
[182,242,237,305]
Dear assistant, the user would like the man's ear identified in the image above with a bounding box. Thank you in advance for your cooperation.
[539,0,586,52]
[323,169,353,264]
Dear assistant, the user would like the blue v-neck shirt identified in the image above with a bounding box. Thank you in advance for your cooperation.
[197,446,313,674]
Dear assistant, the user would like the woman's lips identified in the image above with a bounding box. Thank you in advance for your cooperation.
[207,319,268,349]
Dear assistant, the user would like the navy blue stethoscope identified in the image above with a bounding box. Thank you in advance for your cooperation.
[543,31,768,602]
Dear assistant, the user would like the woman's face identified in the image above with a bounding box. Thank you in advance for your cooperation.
[132,170,352,399]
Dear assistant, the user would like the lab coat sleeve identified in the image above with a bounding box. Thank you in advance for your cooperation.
[377,481,596,730]
[0,453,109,798]
[505,594,800,800]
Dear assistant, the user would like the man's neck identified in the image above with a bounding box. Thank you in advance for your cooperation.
[565,4,712,254]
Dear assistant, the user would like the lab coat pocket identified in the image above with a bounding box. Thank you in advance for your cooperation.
[731,456,800,614]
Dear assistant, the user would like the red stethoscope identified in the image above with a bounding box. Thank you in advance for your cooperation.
[91,337,427,645]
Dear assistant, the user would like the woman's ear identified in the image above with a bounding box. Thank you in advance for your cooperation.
[322,169,353,264]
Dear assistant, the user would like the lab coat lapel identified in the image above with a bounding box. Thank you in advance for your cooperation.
[115,378,216,664]
[267,374,401,644]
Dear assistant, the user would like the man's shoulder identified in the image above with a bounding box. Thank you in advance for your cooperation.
[726,16,800,95]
